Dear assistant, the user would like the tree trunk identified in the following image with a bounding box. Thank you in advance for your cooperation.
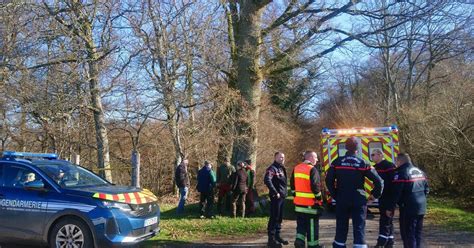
[231,2,265,166]
[86,28,112,181]
[89,59,112,182]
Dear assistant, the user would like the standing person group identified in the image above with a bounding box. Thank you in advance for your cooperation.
[326,137,384,248]
[174,157,257,218]
[174,138,429,248]
[324,137,428,248]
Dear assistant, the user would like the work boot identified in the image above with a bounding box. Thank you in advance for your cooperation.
[294,239,305,248]
[268,236,283,248]
[385,239,394,248]
[373,240,385,248]
[275,234,289,245]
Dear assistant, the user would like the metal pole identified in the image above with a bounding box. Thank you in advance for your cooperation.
[72,154,80,165]
[131,150,140,187]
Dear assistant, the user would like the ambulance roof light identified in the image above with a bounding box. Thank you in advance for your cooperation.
[2,151,58,160]
[390,124,398,131]
[322,128,329,134]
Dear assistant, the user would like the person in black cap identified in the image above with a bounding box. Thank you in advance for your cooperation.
[326,137,383,248]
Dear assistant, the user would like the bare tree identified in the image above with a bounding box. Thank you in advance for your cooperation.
[221,0,436,165]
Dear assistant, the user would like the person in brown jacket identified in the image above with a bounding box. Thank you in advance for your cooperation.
[231,161,248,218]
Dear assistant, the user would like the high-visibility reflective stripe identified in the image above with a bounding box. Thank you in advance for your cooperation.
[294,173,310,180]
[295,206,318,215]
[353,244,368,248]
[105,194,114,201]
[93,191,158,204]
[295,192,315,198]
[378,234,389,239]
[296,233,305,241]
[308,240,319,246]
[334,240,345,246]
[310,218,314,244]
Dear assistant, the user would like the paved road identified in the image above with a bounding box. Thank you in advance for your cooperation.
[152,210,474,248]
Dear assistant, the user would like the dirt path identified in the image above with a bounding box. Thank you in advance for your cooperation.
[153,211,474,248]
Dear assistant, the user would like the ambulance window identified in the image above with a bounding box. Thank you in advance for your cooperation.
[338,143,347,157]
[369,142,383,161]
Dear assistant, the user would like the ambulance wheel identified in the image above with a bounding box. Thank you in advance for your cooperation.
[49,217,93,248]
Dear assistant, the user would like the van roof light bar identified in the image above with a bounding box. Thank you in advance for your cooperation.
[2,151,58,160]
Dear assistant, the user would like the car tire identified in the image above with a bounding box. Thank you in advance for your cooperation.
[49,217,93,248]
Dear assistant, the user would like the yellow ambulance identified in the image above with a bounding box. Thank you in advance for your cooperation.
[320,125,400,208]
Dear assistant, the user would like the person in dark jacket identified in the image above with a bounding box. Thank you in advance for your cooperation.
[264,152,288,248]
[388,153,429,248]
[197,161,216,218]
[325,137,383,248]
[175,158,190,214]
[231,161,248,218]
[372,149,397,248]
[245,159,257,215]
[290,151,324,248]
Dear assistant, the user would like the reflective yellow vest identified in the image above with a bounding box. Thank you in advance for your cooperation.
[293,163,322,206]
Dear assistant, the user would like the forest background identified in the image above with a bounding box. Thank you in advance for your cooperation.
[1,0,473,207]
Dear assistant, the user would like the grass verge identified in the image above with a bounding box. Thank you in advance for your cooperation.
[426,197,474,232]
[143,202,269,246]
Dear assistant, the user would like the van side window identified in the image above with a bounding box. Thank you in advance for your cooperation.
[3,165,39,188]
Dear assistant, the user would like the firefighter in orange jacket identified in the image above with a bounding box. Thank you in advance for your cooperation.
[290,151,324,248]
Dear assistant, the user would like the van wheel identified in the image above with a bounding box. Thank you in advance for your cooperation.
[49,217,93,248]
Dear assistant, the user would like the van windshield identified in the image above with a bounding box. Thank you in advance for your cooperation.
[34,161,109,188]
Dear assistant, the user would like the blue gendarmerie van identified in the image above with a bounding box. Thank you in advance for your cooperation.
[0,151,160,248]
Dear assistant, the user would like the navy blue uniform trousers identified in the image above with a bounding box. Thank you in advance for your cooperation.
[376,207,395,246]
[333,202,367,247]
[268,197,285,236]
[296,212,320,247]
[400,208,424,248]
